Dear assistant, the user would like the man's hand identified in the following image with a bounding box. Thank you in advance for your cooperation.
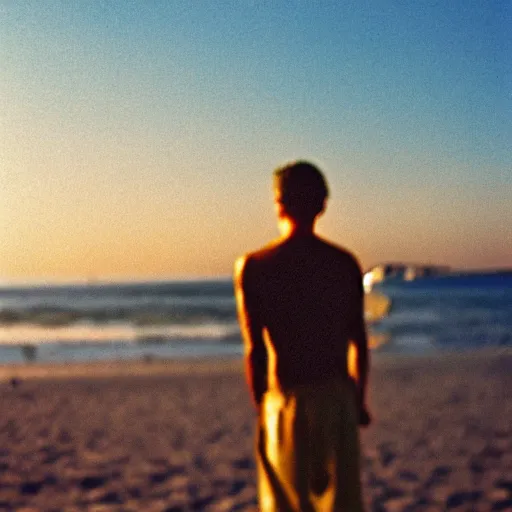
[358,404,372,427]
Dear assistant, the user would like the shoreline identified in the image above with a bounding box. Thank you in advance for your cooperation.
[1,346,511,382]
[0,356,244,381]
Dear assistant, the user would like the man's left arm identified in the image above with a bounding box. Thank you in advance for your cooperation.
[350,259,371,427]
[234,255,268,409]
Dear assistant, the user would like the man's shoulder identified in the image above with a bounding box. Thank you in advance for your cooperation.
[234,239,282,280]
[235,236,362,279]
[237,239,283,265]
[317,237,363,274]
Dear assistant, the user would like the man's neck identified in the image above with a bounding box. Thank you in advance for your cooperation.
[278,218,316,239]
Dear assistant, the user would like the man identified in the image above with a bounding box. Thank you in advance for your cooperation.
[234,161,370,511]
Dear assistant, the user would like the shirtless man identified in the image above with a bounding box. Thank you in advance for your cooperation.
[235,161,370,511]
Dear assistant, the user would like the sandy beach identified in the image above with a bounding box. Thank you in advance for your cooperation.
[0,350,511,511]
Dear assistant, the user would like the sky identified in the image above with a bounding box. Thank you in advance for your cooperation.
[1,1,511,282]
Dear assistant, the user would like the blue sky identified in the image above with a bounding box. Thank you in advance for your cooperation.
[1,1,511,280]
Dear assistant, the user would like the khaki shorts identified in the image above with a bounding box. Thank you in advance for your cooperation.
[257,379,364,511]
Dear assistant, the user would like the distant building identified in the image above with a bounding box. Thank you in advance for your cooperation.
[363,263,450,292]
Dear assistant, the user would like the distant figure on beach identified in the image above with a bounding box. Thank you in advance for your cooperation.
[235,161,370,511]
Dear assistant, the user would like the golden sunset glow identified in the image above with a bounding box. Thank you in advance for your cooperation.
[1,3,510,283]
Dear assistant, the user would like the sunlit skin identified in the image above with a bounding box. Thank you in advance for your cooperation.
[235,186,371,426]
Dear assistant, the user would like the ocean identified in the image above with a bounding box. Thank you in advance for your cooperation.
[0,273,511,364]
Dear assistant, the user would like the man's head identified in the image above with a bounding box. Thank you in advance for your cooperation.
[273,161,329,224]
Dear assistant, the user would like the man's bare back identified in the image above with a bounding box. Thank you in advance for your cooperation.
[238,233,365,392]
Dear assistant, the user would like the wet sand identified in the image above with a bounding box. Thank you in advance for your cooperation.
[0,350,511,511]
